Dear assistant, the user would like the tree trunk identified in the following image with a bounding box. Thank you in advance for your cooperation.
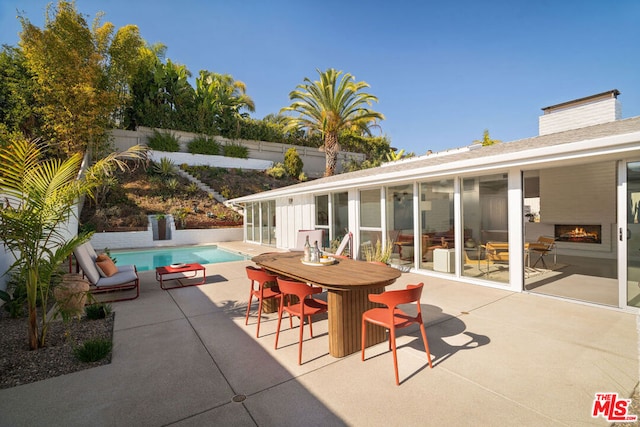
[28,308,38,350]
[27,269,39,350]
[324,132,339,177]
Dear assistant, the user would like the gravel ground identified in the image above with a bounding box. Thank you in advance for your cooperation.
[0,309,114,390]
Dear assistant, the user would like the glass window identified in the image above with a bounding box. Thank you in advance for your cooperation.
[316,195,329,226]
[627,162,640,307]
[360,189,381,227]
[333,192,349,238]
[419,180,455,273]
[260,200,276,246]
[246,203,254,242]
[359,189,382,260]
[315,195,330,248]
[252,202,260,243]
[386,184,414,265]
[462,174,509,283]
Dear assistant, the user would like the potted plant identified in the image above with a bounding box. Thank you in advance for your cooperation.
[363,239,393,265]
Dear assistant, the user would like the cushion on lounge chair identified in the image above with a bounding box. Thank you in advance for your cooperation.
[73,243,101,284]
[95,269,139,288]
[95,254,118,277]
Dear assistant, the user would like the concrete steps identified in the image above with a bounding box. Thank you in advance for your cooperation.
[175,168,244,215]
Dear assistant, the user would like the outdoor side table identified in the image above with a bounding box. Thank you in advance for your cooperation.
[155,263,206,290]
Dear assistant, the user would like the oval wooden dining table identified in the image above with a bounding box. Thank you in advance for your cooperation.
[251,251,401,358]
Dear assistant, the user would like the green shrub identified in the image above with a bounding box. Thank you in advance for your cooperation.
[147,129,180,152]
[222,142,248,159]
[74,338,113,362]
[188,135,221,155]
[284,147,303,177]
[186,182,199,194]
[151,157,176,178]
[0,278,27,318]
[165,177,180,193]
[85,303,112,320]
[266,162,286,179]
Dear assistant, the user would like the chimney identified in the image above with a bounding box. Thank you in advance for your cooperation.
[538,89,621,135]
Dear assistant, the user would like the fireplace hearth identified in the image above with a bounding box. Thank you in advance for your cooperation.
[554,224,601,243]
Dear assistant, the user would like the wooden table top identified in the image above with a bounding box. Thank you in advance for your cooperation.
[251,251,401,291]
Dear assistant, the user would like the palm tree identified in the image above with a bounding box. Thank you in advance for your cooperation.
[195,71,255,136]
[0,137,147,349]
[474,129,501,146]
[281,68,384,176]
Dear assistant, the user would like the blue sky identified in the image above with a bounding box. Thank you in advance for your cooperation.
[1,0,639,154]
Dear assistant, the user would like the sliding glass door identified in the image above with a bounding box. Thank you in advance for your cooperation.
[626,161,640,307]
[462,173,509,283]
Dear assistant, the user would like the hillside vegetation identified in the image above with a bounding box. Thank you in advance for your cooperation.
[79,164,301,232]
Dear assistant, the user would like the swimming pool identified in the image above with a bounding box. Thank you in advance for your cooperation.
[111,245,249,271]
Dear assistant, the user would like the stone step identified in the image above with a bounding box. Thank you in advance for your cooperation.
[176,168,244,215]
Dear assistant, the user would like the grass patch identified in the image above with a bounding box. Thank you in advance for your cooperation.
[74,338,113,363]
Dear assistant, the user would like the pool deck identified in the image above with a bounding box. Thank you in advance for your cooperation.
[0,241,638,426]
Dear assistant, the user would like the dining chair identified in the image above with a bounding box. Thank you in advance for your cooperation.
[361,282,432,385]
[275,277,328,365]
[245,266,281,338]
[529,236,556,268]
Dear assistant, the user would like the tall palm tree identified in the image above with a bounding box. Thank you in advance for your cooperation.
[281,68,384,176]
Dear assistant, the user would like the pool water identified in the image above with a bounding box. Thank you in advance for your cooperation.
[111,245,249,271]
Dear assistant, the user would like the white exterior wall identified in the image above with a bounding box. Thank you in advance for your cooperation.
[90,221,243,251]
[275,193,314,250]
[539,98,621,135]
[538,161,616,257]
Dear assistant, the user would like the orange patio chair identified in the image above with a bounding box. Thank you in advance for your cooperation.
[275,278,328,365]
[245,266,281,338]
[361,282,433,385]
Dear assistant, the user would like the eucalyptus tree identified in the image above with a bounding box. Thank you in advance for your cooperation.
[0,136,147,350]
[195,71,255,136]
[281,68,384,176]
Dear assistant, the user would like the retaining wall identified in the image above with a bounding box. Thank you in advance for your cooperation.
[111,127,365,178]
[89,219,243,251]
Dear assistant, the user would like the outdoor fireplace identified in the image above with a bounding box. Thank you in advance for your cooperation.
[554,224,601,244]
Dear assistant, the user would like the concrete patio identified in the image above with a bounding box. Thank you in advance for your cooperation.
[0,241,638,426]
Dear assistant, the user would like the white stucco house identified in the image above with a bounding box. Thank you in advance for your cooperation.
[230,90,640,311]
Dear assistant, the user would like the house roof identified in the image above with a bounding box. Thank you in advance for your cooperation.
[230,115,640,203]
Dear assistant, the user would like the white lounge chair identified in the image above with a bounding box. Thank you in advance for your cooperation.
[73,242,139,302]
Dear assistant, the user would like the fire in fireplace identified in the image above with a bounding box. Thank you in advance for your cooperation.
[554,224,601,243]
